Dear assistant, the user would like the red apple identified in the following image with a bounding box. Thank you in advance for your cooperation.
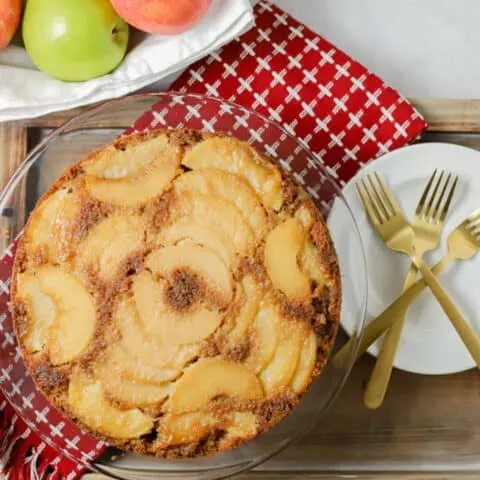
[111,0,211,36]
[0,0,22,49]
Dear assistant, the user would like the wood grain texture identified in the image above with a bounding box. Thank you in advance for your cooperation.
[0,98,479,479]
[83,475,480,480]
[25,97,152,129]
[83,472,480,480]
[25,98,480,132]
[260,353,479,472]
[411,99,480,133]
[0,121,27,252]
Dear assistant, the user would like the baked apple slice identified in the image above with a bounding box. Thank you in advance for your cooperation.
[26,186,79,263]
[83,133,181,206]
[16,272,56,354]
[95,360,171,408]
[159,222,234,268]
[259,322,305,394]
[157,412,219,448]
[115,295,198,369]
[16,266,95,365]
[224,276,261,345]
[133,270,221,345]
[157,411,258,449]
[291,329,317,394]
[171,193,256,260]
[146,245,233,305]
[107,344,183,385]
[69,370,154,439]
[182,137,283,210]
[174,169,269,239]
[169,358,264,414]
[244,300,280,373]
[134,245,232,345]
[75,214,146,281]
[264,218,311,301]
[223,412,258,442]
[295,203,328,288]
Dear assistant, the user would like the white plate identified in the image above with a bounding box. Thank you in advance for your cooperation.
[328,143,480,375]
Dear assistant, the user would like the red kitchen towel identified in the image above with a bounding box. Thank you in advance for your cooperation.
[0,1,427,479]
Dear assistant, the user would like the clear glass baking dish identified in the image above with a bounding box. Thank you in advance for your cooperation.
[0,92,367,479]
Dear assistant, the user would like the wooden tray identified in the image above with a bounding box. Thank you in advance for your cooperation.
[1,98,479,480]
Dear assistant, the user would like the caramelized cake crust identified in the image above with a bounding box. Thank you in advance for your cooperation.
[11,129,341,458]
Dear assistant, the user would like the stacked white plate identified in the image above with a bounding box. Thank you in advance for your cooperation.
[329,143,480,374]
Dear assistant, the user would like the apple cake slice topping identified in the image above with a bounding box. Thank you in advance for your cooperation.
[68,369,155,439]
[83,133,182,206]
[24,185,81,264]
[174,169,269,240]
[182,136,283,211]
[75,214,147,281]
[264,218,312,301]
[15,266,95,365]
[169,357,264,414]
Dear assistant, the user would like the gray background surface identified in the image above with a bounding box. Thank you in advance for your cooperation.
[270,0,480,98]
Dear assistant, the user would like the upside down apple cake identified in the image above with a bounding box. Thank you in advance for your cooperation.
[11,129,341,458]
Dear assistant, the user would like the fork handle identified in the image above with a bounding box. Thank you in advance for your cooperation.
[364,263,418,409]
[413,258,480,368]
[332,254,453,369]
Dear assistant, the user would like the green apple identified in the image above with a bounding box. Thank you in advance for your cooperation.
[22,0,129,82]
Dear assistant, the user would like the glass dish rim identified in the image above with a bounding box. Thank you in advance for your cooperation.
[0,91,369,479]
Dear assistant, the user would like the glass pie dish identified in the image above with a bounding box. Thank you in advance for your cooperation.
[0,93,367,480]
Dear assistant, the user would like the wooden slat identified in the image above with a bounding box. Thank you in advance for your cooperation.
[84,473,479,480]
[0,121,27,189]
[260,356,479,472]
[26,98,480,133]
[26,104,105,128]
[411,98,480,133]
[422,131,480,149]
[0,121,27,252]
[25,100,140,129]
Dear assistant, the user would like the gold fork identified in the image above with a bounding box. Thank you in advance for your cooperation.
[334,210,480,368]
[356,173,480,368]
[363,170,458,409]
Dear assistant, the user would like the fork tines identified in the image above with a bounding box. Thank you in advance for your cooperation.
[356,172,399,224]
[415,169,459,222]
